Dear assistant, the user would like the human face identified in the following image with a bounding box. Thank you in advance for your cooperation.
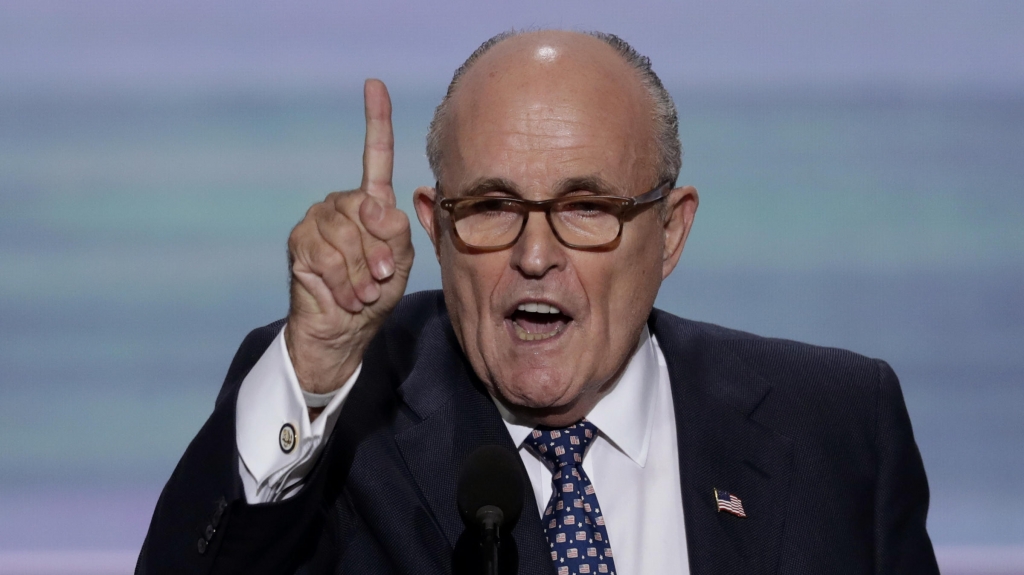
[414,33,697,426]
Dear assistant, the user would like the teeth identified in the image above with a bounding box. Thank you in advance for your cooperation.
[516,302,561,314]
[513,321,565,341]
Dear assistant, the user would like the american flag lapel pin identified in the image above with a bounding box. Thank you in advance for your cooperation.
[714,488,747,518]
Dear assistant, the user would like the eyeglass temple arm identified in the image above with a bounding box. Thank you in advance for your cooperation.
[631,181,673,206]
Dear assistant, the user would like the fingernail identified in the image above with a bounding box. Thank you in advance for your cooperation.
[345,298,364,313]
[362,281,380,302]
[375,258,394,279]
[364,196,384,222]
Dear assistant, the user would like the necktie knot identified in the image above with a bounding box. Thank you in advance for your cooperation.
[524,419,597,469]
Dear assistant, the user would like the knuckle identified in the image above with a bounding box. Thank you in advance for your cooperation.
[288,219,314,255]
[350,255,369,275]
[394,209,411,229]
[334,189,364,213]
[320,262,347,285]
[304,242,340,272]
[365,141,393,153]
[323,270,354,302]
[346,247,369,275]
[320,247,346,270]
[305,200,327,220]
[335,221,361,245]
[314,201,338,225]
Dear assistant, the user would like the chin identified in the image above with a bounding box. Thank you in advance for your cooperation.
[493,370,582,410]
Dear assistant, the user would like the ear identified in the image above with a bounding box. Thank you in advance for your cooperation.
[661,185,699,279]
[413,185,441,257]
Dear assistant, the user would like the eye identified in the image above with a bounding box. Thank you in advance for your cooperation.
[562,199,611,217]
[480,197,518,211]
[458,198,520,218]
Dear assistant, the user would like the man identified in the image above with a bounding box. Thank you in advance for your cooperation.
[138,30,939,574]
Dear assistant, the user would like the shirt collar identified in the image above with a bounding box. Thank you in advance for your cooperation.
[496,325,660,468]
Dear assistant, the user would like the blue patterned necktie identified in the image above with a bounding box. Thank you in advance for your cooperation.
[524,420,617,575]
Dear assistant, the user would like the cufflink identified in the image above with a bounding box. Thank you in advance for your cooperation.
[279,423,297,454]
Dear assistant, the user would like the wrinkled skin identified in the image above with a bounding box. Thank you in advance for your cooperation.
[413,31,698,426]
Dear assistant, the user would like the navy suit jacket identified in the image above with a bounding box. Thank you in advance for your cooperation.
[137,290,938,574]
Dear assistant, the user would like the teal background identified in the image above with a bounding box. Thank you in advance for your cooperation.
[0,0,1022,567]
[2,89,1021,553]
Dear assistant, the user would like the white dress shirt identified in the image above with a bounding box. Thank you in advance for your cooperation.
[236,325,689,574]
[235,328,358,502]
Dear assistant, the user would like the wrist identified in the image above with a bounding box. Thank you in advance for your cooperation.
[284,322,365,394]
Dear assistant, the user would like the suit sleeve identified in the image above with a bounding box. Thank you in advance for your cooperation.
[135,320,342,575]
[872,360,940,574]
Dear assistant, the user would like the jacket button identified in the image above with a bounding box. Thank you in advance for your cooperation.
[212,497,227,528]
[197,537,208,554]
[205,524,216,540]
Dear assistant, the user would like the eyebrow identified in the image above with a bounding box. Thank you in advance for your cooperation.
[456,177,520,197]
[449,175,620,198]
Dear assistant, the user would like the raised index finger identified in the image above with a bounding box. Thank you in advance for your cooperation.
[360,78,395,206]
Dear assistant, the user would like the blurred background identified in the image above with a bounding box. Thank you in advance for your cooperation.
[1,1,1021,573]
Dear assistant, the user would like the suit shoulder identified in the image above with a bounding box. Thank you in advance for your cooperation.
[725,328,883,384]
[726,331,884,393]
[368,290,451,380]
[651,309,889,407]
[383,290,447,336]
[653,309,896,461]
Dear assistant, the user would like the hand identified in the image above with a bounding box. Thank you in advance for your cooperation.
[285,79,414,394]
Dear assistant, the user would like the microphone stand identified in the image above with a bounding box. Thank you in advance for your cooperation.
[476,505,504,575]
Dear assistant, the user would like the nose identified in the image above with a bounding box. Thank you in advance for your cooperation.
[509,211,567,278]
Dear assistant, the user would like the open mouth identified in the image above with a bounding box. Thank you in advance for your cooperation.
[508,302,573,342]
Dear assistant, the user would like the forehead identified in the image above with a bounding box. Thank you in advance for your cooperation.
[443,34,658,195]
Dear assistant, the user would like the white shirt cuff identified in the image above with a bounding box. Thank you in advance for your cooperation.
[235,325,361,503]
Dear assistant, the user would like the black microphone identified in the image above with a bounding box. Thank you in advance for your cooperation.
[457,445,524,575]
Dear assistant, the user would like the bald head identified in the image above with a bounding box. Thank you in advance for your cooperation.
[426,30,681,187]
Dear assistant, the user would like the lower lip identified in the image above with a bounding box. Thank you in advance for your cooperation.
[504,317,572,345]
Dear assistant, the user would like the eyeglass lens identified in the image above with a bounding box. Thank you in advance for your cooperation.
[452,198,622,248]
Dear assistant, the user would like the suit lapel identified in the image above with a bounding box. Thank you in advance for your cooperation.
[392,313,554,575]
[652,312,794,575]
[388,301,792,575]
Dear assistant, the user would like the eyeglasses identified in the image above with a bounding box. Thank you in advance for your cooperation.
[437,181,671,250]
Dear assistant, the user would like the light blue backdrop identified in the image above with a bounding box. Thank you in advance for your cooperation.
[1,0,1021,563]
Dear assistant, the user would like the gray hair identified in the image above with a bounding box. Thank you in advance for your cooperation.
[426,30,682,187]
